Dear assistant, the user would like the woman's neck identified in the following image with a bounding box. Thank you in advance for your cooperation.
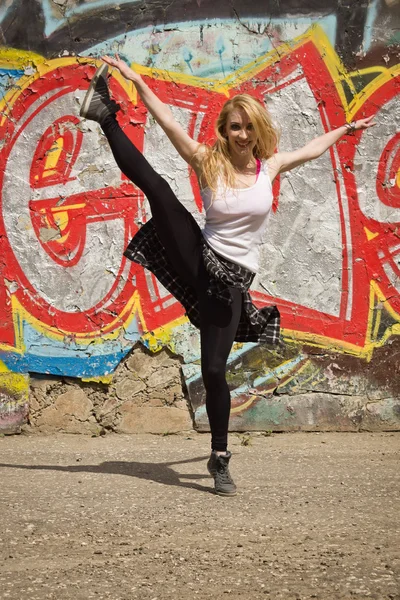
[230,156,257,173]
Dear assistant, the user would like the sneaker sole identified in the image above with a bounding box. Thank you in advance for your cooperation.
[80,63,109,118]
[215,488,237,497]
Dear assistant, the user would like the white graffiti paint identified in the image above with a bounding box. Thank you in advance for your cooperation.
[256,76,342,316]
[356,95,400,224]
[2,86,127,313]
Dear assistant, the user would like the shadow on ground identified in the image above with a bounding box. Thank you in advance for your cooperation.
[0,455,214,493]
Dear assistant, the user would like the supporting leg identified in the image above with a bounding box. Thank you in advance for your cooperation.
[199,286,243,452]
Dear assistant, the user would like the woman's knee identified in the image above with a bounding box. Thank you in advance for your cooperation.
[202,361,227,390]
[144,174,171,199]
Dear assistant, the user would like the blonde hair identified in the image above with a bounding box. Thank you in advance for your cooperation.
[199,94,280,194]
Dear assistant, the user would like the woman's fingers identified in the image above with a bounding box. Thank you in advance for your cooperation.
[363,117,376,128]
[358,119,376,130]
[364,115,375,125]
[101,55,114,65]
[98,54,136,82]
[354,115,376,130]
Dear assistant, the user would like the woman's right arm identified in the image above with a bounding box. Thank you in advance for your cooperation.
[102,55,204,171]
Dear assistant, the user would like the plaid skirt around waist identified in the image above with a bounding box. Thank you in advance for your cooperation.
[123,219,280,344]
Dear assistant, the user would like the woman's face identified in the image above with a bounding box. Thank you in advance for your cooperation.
[224,108,257,161]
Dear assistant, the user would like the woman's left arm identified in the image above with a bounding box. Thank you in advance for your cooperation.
[271,116,376,176]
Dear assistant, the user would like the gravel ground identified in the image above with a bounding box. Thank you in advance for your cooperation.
[0,431,399,600]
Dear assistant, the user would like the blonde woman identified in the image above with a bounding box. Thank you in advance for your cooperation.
[80,57,375,496]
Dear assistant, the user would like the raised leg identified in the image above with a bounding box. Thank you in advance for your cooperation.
[101,114,204,288]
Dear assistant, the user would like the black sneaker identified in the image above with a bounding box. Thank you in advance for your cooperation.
[80,63,120,123]
[207,451,218,477]
[209,451,237,497]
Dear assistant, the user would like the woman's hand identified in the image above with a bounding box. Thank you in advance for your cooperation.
[101,54,140,83]
[353,115,376,131]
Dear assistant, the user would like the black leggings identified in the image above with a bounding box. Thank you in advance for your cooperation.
[102,115,242,451]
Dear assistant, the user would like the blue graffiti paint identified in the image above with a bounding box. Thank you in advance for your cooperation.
[0,316,142,377]
[0,349,129,377]
[86,16,337,79]
[0,4,11,22]
[182,341,258,387]
[182,47,194,73]
[0,69,24,96]
[231,354,305,398]
[363,0,380,53]
[215,35,226,77]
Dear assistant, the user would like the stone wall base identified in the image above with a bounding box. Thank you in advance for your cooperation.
[24,347,193,435]
[194,393,400,433]
[1,345,399,435]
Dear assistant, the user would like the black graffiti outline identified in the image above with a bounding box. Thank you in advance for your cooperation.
[0,0,382,68]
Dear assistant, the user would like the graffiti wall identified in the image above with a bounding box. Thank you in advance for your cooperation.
[1,0,399,433]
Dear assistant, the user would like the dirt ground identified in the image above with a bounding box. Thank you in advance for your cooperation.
[0,431,399,600]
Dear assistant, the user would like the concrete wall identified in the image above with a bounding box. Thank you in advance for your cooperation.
[0,0,399,434]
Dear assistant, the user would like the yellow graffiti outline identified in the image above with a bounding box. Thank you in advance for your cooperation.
[346,63,400,119]
[129,63,231,97]
[0,56,145,351]
[140,315,191,353]
[0,360,9,373]
[0,289,150,354]
[274,41,400,359]
[231,358,312,415]
[281,279,400,361]
[128,24,352,104]
[0,56,132,126]
[0,27,399,357]
[369,281,400,347]
[231,395,255,414]
[278,359,315,393]
[0,360,29,396]
[130,27,399,358]
[0,47,45,69]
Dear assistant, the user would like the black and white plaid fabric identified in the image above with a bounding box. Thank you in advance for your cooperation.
[124,219,280,344]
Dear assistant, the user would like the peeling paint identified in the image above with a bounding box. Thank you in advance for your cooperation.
[0,2,399,432]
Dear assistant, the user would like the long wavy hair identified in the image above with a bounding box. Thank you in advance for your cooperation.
[199,94,280,194]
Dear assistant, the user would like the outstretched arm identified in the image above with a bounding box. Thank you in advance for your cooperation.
[102,55,204,170]
[269,116,376,177]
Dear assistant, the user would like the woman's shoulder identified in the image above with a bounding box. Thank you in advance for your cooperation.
[192,144,209,178]
[263,156,280,184]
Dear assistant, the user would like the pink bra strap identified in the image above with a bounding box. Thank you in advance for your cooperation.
[256,158,261,180]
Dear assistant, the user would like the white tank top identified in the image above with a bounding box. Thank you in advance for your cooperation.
[200,160,273,273]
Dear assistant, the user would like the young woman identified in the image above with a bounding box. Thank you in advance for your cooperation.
[80,56,375,496]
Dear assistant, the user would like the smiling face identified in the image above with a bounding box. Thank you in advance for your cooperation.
[224,107,257,162]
